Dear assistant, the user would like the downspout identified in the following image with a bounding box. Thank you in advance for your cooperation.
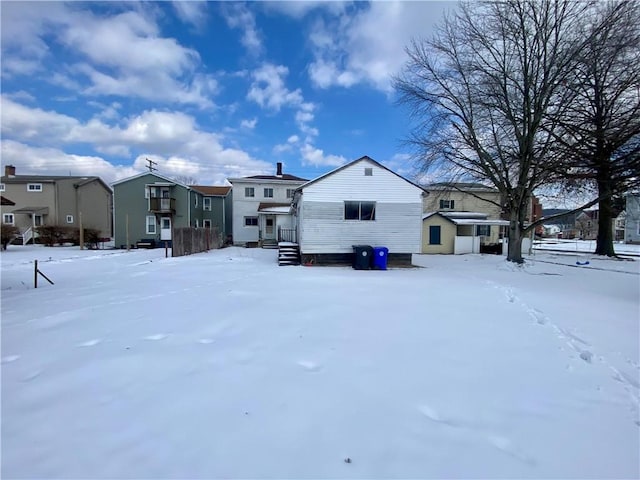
[187,187,190,227]
[222,194,226,237]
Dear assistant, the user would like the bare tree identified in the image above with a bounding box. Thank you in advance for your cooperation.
[173,175,198,186]
[550,1,640,256]
[395,0,597,263]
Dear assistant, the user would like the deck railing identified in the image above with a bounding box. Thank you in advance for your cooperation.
[149,197,176,213]
[278,227,297,243]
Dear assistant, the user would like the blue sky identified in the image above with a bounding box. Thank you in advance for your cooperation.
[1,1,453,185]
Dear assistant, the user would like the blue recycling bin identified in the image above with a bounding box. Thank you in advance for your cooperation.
[372,246,389,270]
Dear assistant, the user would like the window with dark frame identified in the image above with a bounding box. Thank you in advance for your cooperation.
[244,216,258,226]
[364,168,373,176]
[439,199,454,209]
[286,189,295,198]
[264,188,274,198]
[245,187,255,198]
[476,225,491,236]
[344,201,376,221]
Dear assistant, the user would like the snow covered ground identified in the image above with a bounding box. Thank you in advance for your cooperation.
[533,238,640,256]
[1,245,639,478]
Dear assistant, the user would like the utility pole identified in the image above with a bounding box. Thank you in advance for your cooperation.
[79,211,84,250]
[146,158,158,173]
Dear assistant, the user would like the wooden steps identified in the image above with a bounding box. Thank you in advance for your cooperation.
[278,242,300,266]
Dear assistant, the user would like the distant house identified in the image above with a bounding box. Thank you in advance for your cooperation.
[624,193,640,244]
[421,183,508,254]
[575,210,599,240]
[191,185,233,243]
[227,162,307,246]
[112,172,215,248]
[292,156,425,264]
[541,209,580,239]
[0,165,112,244]
[614,211,626,242]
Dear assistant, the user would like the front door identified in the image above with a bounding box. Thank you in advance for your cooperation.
[264,216,275,240]
[160,217,172,240]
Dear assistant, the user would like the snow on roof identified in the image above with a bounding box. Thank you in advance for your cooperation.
[441,212,489,219]
[450,218,510,226]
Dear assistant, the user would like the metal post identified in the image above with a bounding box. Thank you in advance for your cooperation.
[126,214,130,251]
[34,259,38,289]
[165,241,168,258]
[79,211,84,250]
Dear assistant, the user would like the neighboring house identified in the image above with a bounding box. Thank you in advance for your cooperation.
[112,172,208,248]
[191,185,233,243]
[541,209,580,239]
[292,156,426,264]
[0,165,112,243]
[614,211,626,242]
[422,212,510,255]
[575,210,599,240]
[421,183,508,254]
[227,162,307,246]
[624,193,640,243]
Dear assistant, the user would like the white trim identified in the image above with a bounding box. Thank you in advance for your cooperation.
[146,215,156,234]
[66,214,74,223]
[0,183,5,192]
[3,213,14,225]
[203,219,212,229]
[27,183,43,192]
[203,197,212,211]
[111,171,191,188]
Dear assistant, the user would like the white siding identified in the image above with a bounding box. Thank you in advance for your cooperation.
[299,201,422,253]
[303,159,424,203]
[230,179,305,244]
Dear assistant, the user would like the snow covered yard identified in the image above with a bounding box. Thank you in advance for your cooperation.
[1,245,638,479]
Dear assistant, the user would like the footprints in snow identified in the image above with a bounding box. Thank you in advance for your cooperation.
[418,403,534,465]
[488,281,595,365]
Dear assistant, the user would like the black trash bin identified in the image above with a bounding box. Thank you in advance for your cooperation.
[352,245,373,270]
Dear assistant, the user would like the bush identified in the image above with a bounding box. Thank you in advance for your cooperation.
[70,227,101,249]
[1,223,20,250]
[35,225,75,246]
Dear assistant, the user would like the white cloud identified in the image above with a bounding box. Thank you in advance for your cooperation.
[287,135,300,144]
[172,1,208,29]
[0,140,138,184]
[247,63,304,111]
[0,97,272,184]
[240,117,258,129]
[308,2,452,92]
[221,3,263,56]
[300,143,346,167]
[1,3,217,107]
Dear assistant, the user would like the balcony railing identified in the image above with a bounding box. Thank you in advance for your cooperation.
[149,197,176,213]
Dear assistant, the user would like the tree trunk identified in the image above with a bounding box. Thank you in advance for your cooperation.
[595,174,616,256]
[507,209,524,264]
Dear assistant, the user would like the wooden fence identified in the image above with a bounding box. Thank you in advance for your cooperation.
[171,227,222,257]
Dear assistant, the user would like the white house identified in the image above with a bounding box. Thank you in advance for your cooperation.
[624,193,640,244]
[291,156,426,264]
[227,163,307,246]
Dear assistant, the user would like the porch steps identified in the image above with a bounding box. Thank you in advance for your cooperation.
[278,242,300,266]
[262,239,279,249]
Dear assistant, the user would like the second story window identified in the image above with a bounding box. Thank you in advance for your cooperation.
[3,213,14,225]
[245,187,255,198]
[439,199,455,209]
[0,183,5,192]
[27,183,43,192]
[264,188,274,198]
[194,195,198,208]
[203,197,211,211]
[286,188,295,199]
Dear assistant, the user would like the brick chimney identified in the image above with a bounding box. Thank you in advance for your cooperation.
[276,162,283,176]
[4,165,16,177]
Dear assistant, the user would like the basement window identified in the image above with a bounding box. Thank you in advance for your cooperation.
[66,215,74,224]
[344,201,376,221]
